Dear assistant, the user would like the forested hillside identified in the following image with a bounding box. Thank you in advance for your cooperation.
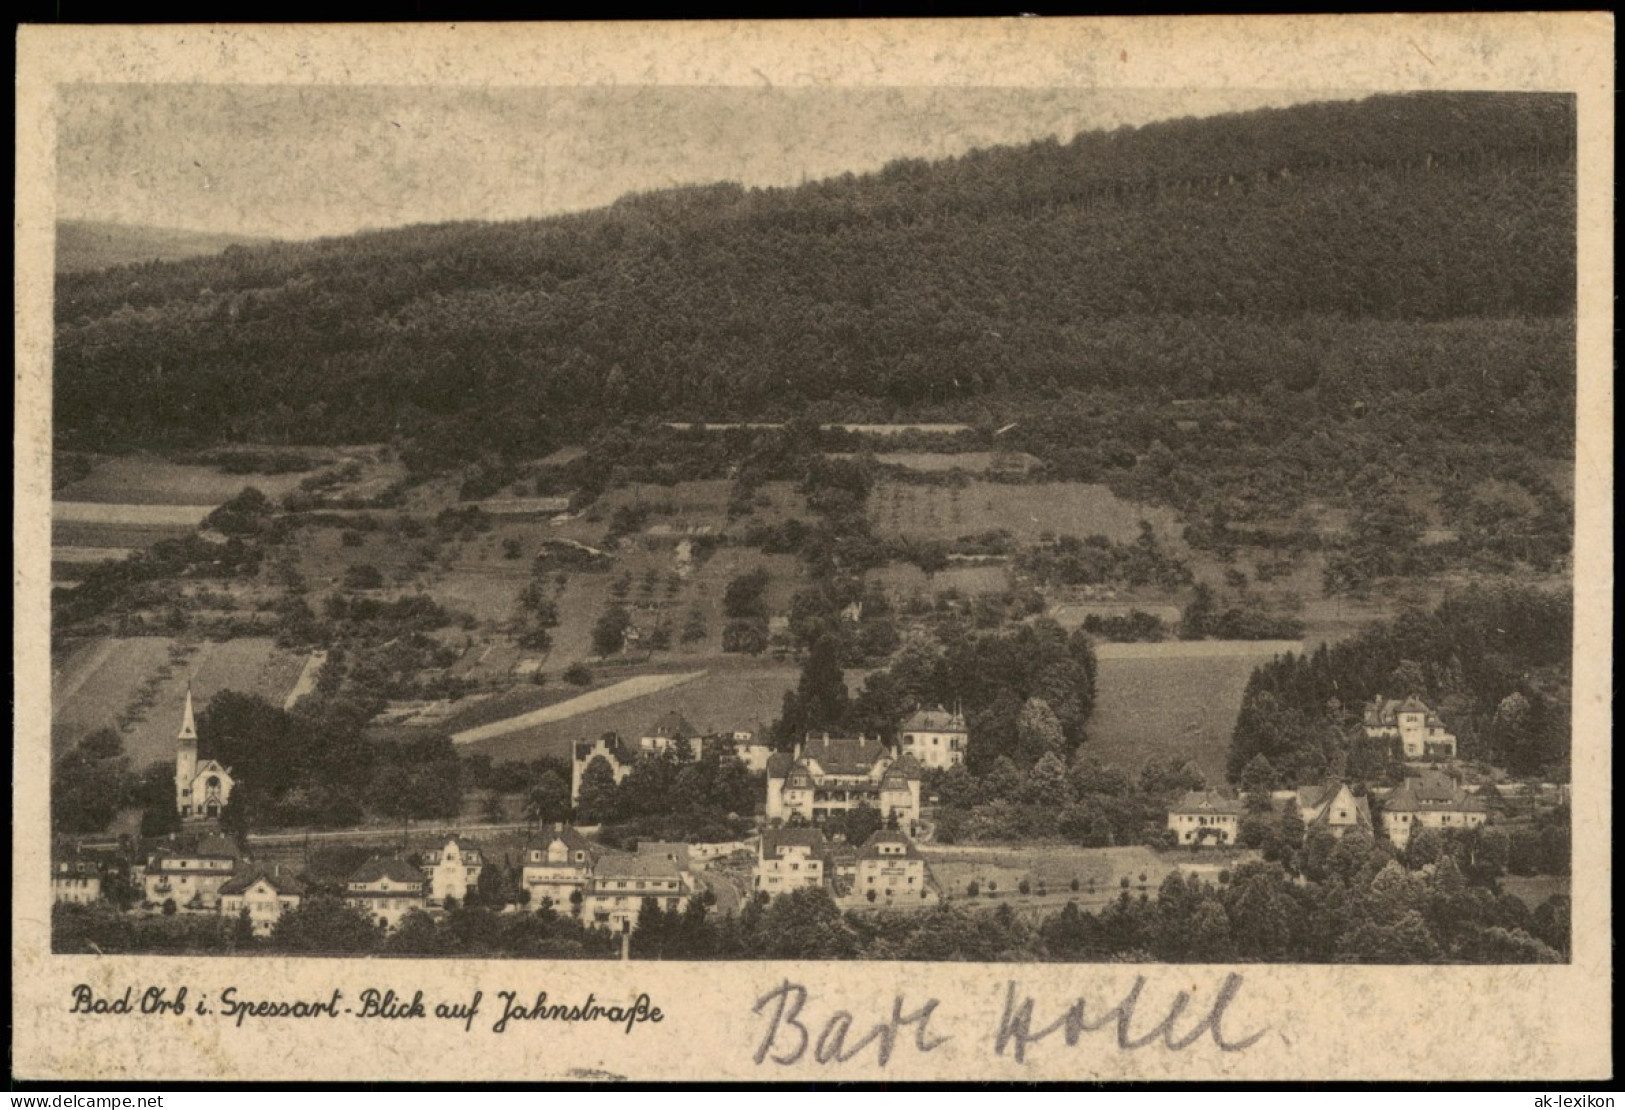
[55,92,1574,480]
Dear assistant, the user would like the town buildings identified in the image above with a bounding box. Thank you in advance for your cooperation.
[765,735,923,830]
[521,824,600,909]
[52,850,103,905]
[755,828,830,897]
[345,856,428,930]
[143,834,244,910]
[853,830,936,906]
[1364,695,1458,760]
[419,837,484,906]
[1382,771,1489,849]
[219,868,305,936]
[173,689,235,820]
[899,706,968,771]
[1295,781,1374,839]
[1167,791,1244,846]
[580,846,690,933]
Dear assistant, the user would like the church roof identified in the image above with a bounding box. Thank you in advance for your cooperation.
[178,688,198,741]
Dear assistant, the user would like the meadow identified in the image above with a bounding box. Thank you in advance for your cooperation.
[1087,640,1302,785]
[52,636,310,767]
[870,480,1183,546]
[465,660,803,765]
[55,455,312,505]
[922,843,1260,914]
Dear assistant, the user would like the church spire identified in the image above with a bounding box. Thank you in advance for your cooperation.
[178,685,198,742]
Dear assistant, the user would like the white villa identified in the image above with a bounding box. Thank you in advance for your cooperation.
[1364,695,1458,760]
[765,735,923,831]
[1167,791,1244,846]
[899,706,968,771]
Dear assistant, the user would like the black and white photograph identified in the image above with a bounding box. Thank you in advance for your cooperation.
[14,16,1613,1085]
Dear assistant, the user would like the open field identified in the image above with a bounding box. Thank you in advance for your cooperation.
[869,562,1010,599]
[53,501,215,526]
[451,671,706,745]
[923,843,1260,913]
[829,451,1041,474]
[52,521,196,550]
[1088,640,1300,784]
[465,661,802,765]
[55,455,313,505]
[1501,874,1569,909]
[871,480,1183,547]
[52,636,310,766]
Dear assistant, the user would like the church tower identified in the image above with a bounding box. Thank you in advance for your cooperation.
[175,687,198,816]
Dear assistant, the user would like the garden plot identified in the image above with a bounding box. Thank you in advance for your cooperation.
[871,481,1183,547]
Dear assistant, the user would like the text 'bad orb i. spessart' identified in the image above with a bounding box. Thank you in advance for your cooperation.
[68,984,662,1035]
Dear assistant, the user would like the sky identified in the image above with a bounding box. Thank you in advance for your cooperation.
[56,85,1346,240]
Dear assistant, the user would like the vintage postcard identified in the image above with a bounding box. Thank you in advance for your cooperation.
[13,15,1614,1083]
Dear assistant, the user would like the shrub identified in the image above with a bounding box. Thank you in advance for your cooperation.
[563,663,593,686]
[966,880,980,898]
[1018,878,1031,895]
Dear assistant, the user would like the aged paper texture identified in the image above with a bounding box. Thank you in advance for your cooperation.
[14,14,1614,1082]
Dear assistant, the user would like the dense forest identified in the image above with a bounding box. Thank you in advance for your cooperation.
[56,93,1574,475]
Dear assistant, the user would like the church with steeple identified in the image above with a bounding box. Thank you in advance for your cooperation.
[174,688,235,820]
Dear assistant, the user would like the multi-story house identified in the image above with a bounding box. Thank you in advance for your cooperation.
[418,836,484,906]
[345,856,427,930]
[52,850,102,904]
[853,830,936,906]
[218,868,305,936]
[755,829,830,897]
[520,824,600,910]
[143,834,243,910]
[765,735,923,831]
[1294,781,1374,840]
[1167,791,1244,846]
[571,734,637,807]
[580,851,689,933]
[173,689,235,820]
[639,711,701,757]
[1382,771,1489,849]
[899,706,968,771]
[1364,695,1458,760]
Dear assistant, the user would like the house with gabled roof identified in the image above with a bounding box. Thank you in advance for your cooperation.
[852,830,937,907]
[1167,791,1244,846]
[1381,771,1488,849]
[755,828,830,897]
[1294,781,1373,840]
[571,733,637,807]
[521,824,601,910]
[143,833,244,910]
[765,734,922,832]
[899,705,968,771]
[1364,695,1458,760]
[639,711,699,756]
[580,851,689,933]
[219,867,305,936]
[344,856,426,930]
[417,836,484,906]
[52,847,103,905]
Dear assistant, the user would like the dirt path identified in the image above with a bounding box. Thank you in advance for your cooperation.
[450,670,707,745]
